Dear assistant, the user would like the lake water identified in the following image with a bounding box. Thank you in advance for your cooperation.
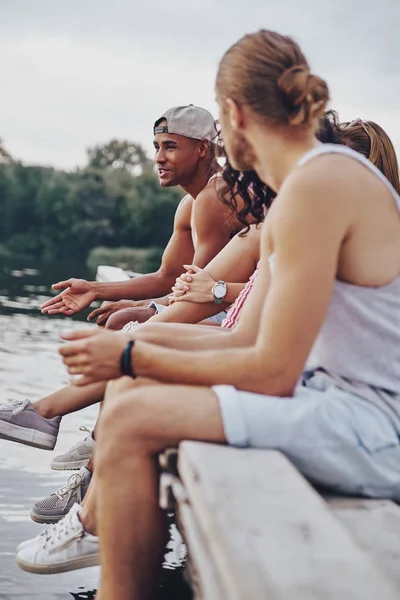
[0,257,191,600]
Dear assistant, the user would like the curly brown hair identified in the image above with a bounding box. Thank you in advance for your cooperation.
[219,162,276,235]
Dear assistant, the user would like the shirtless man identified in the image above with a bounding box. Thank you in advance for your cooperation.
[40,105,241,326]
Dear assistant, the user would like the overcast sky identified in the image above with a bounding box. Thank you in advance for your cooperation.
[1,0,399,170]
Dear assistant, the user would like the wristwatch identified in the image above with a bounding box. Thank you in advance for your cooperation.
[212,280,227,304]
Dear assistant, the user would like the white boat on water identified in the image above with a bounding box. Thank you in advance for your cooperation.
[96,265,141,282]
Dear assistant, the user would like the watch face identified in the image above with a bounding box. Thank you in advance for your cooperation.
[214,284,226,299]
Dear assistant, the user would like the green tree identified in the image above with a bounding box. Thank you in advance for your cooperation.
[117,171,182,248]
[86,139,152,173]
[0,137,181,264]
[0,164,50,254]
[0,138,13,165]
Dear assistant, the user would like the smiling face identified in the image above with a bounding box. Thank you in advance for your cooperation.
[153,121,205,187]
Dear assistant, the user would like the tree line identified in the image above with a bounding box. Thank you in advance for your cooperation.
[0,139,182,272]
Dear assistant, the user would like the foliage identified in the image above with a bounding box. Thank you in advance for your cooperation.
[86,139,153,173]
[0,138,13,165]
[0,139,182,265]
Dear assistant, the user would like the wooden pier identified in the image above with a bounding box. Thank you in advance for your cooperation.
[160,443,400,599]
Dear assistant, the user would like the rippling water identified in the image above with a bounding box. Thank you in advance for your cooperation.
[0,258,191,600]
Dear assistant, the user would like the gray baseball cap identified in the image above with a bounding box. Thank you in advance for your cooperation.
[154,105,216,141]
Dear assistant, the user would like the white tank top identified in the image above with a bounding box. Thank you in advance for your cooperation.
[275,145,400,414]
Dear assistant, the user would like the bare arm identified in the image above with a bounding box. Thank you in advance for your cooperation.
[170,268,245,304]
[130,165,353,394]
[41,195,194,315]
[190,180,243,267]
[148,225,261,324]
[94,195,194,300]
[59,240,268,384]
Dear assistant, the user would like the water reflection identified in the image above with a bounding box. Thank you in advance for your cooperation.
[0,257,190,599]
[70,591,97,600]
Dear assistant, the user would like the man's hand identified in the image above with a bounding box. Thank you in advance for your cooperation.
[59,328,129,386]
[41,279,97,316]
[87,299,148,326]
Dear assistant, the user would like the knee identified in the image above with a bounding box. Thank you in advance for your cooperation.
[103,375,155,407]
[104,376,136,400]
[97,390,157,458]
[105,308,136,330]
[106,307,156,331]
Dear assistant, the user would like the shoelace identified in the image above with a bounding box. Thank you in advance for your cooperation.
[64,426,93,453]
[42,508,81,549]
[0,399,29,414]
[55,472,83,500]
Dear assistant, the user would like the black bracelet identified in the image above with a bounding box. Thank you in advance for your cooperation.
[120,340,136,378]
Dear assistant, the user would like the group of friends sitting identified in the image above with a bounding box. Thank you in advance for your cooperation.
[0,28,399,600]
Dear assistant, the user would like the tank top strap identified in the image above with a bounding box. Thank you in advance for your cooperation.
[298,144,400,214]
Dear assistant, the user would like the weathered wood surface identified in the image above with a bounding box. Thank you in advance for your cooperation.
[177,441,399,600]
[176,502,226,600]
[328,497,400,588]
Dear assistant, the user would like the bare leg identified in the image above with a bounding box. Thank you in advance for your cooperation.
[106,306,156,330]
[95,380,225,600]
[83,375,163,478]
[33,381,107,419]
[32,323,224,420]
[85,453,95,473]
[79,474,98,534]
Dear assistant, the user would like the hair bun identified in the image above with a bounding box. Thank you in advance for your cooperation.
[278,65,329,126]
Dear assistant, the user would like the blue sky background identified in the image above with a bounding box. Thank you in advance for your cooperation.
[1,0,399,169]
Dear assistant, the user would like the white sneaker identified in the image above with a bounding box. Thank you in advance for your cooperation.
[17,528,52,553]
[16,504,99,574]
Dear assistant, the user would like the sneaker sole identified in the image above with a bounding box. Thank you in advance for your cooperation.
[0,420,56,450]
[16,552,100,574]
[51,459,90,471]
[30,509,65,524]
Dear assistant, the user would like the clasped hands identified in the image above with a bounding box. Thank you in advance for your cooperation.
[169,264,215,304]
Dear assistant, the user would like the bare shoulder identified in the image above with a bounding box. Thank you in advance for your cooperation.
[274,153,372,222]
[174,194,194,229]
[262,155,364,253]
[247,223,263,240]
[285,152,388,206]
[195,173,236,218]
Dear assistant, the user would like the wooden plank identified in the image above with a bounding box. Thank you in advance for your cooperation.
[176,502,227,600]
[178,442,399,600]
[328,498,400,587]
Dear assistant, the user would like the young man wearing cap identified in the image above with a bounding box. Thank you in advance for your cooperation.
[41,105,240,326]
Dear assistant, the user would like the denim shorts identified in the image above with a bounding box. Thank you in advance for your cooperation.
[213,370,400,500]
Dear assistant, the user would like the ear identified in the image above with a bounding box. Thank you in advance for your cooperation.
[198,139,210,159]
[226,98,244,131]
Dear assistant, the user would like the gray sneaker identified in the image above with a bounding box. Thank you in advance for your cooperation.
[0,400,60,450]
[51,427,95,470]
[30,466,92,524]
